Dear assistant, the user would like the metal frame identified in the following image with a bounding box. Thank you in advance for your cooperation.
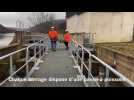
[71,39,134,87]
[1,36,134,87]
[0,38,48,86]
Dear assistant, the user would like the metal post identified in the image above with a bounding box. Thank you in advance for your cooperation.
[88,52,92,78]
[41,45,42,57]
[34,45,36,57]
[105,68,110,87]
[46,43,48,52]
[34,45,37,64]
[26,48,29,77]
[43,45,44,56]
[76,45,79,65]
[81,47,84,73]
[45,40,48,52]
[76,50,78,65]
[39,41,42,58]
[43,41,46,55]
[10,55,13,76]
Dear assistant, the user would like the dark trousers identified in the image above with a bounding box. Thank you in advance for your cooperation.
[51,39,57,50]
[64,42,69,50]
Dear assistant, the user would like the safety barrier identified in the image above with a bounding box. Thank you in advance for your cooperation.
[71,39,134,87]
[0,37,49,86]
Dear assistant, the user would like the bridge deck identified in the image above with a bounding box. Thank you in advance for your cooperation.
[1,39,133,87]
[1,41,101,87]
[3,48,86,87]
[26,49,85,87]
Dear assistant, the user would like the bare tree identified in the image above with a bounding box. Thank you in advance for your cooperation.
[27,12,55,26]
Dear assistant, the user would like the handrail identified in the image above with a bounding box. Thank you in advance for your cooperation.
[0,48,26,60]
[0,37,48,60]
[0,37,49,86]
[71,39,134,87]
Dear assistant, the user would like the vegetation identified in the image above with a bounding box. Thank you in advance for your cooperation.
[27,12,55,27]
[27,12,66,34]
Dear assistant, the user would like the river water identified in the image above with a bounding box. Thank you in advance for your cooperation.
[0,33,15,48]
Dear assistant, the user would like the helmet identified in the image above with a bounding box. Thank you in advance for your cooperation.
[65,29,68,32]
[51,26,54,29]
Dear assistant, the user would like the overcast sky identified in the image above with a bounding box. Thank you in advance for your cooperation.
[0,12,65,28]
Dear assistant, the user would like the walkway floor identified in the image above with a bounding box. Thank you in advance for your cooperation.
[3,48,85,87]
[24,49,85,87]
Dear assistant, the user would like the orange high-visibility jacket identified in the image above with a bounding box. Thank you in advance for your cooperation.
[64,32,71,42]
[48,31,58,39]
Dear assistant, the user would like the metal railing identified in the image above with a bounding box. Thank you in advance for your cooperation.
[71,39,134,87]
[23,34,47,44]
[0,37,49,86]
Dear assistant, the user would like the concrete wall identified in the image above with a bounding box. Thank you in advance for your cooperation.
[67,15,78,33]
[67,12,134,43]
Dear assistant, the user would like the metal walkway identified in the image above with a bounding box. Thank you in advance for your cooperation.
[20,49,84,87]
[1,37,134,87]
[1,43,86,87]
[2,49,85,87]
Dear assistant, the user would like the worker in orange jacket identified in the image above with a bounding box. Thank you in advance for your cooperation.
[48,26,58,51]
[64,29,71,50]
